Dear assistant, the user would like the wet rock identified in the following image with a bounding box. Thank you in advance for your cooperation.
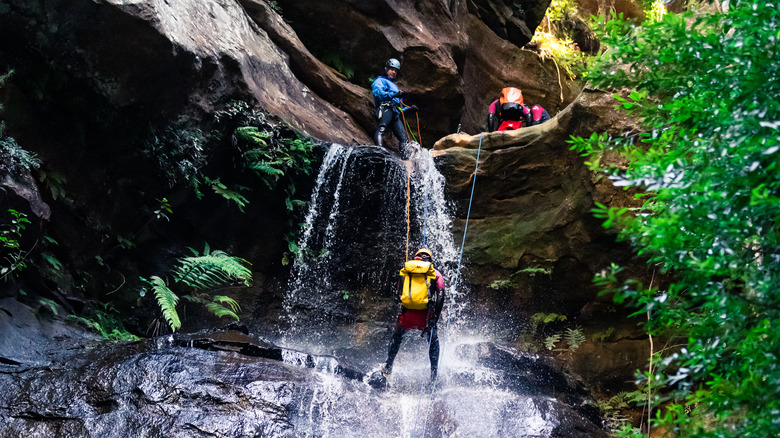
[0,170,50,221]
[0,321,613,437]
[0,298,97,366]
[432,90,641,295]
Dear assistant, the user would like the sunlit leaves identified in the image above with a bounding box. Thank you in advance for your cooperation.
[579,1,780,435]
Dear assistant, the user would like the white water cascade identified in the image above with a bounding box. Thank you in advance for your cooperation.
[264,143,607,438]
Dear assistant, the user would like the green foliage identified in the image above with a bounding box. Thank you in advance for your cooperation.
[143,275,181,332]
[182,295,241,322]
[547,0,578,22]
[591,326,616,342]
[38,298,59,315]
[596,392,634,432]
[240,132,314,192]
[639,0,666,22]
[0,71,41,177]
[490,266,552,291]
[574,2,780,435]
[563,326,586,351]
[203,176,249,211]
[489,279,515,291]
[68,305,140,341]
[116,235,135,249]
[38,170,67,200]
[530,312,567,334]
[320,51,355,79]
[515,266,553,277]
[154,197,172,221]
[1,122,41,177]
[143,122,206,187]
[173,243,252,289]
[235,126,271,147]
[143,244,251,332]
[544,333,561,350]
[0,209,31,281]
[40,252,62,271]
[530,0,586,80]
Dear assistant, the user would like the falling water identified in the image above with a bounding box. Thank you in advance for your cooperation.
[271,143,605,438]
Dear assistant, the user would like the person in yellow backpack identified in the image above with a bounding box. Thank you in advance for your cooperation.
[381,248,445,381]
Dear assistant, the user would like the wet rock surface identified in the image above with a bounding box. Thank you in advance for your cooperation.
[0,300,611,437]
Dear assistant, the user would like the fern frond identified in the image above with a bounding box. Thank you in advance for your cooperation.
[235,126,271,147]
[149,275,181,332]
[544,333,561,350]
[173,249,252,290]
[206,302,240,321]
[181,294,208,305]
[243,148,272,162]
[249,162,285,177]
[564,327,586,351]
[206,178,249,211]
[212,295,241,313]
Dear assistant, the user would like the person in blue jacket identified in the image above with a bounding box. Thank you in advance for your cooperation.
[371,58,418,157]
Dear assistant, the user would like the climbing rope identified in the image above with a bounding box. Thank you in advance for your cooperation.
[414,132,484,438]
[405,172,411,262]
[399,103,423,147]
[422,182,429,248]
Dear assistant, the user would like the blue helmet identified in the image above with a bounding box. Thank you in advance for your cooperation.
[385,58,401,70]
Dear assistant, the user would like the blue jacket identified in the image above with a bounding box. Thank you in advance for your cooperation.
[372,75,405,114]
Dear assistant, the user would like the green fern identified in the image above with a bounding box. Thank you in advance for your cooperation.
[173,244,252,289]
[235,126,271,146]
[147,276,181,332]
[544,333,562,350]
[182,294,241,321]
[249,161,285,177]
[206,297,240,321]
[243,148,272,162]
[212,295,240,313]
[204,177,249,211]
[564,327,587,351]
[531,312,567,334]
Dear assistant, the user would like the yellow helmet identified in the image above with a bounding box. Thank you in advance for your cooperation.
[414,248,433,259]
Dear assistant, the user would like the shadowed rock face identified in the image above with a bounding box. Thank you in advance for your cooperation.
[0,0,574,146]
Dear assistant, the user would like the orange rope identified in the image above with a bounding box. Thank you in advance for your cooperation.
[399,102,422,147]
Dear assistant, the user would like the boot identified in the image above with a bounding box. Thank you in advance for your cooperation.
[381,363,392,377]
[374,127,386,147]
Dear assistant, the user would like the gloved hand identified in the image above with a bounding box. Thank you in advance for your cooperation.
[406,105,418,113]
[394,90,406,98]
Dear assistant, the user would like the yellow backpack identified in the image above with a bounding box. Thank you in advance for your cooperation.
[399,260,437,310]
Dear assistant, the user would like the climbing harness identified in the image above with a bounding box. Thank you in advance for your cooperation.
[412,132,484,438]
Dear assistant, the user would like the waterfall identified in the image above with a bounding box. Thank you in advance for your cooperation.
[282,144,462,348]
[270,143,606,438]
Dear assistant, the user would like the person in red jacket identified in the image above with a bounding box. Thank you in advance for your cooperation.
[487,87,551,132]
